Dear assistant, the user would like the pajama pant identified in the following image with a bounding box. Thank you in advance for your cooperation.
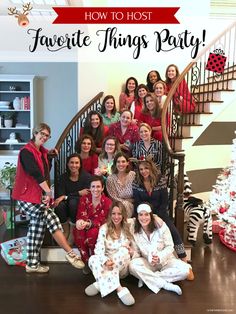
[88,247,131,297]
[54,197,79,224]
[19,201,62,267]
[129,257,191,294]
[73,227,99,263]
[157,211,186,258]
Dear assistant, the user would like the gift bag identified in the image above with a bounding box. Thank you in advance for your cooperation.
[0,236,27,266]
[205,48,227,73]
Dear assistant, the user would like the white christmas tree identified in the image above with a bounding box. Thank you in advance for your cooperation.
[208,132,236,227]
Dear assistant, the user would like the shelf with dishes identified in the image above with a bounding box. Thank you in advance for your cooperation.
[0,75,35,154]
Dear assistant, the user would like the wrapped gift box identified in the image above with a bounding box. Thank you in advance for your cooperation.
[224,225,236,248]
[212,220,224,233]
[205,49,227,73]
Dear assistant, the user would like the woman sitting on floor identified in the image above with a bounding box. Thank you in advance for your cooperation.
[129,203,193,295]
[132,158,188,260]
[85,201,135,306]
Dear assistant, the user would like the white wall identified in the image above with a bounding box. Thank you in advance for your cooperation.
[0,62,78,148]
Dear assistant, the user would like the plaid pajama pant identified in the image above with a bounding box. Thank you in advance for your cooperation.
[19,201,63,267]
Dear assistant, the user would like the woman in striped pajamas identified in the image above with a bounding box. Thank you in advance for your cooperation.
[12,123,85,273]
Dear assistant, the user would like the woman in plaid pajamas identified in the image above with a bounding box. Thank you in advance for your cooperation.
[12,123,85,273]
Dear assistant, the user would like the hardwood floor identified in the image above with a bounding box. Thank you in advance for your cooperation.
[0,225,235,314]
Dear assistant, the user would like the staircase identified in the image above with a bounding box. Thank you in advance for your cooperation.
[161,20,236,239]
[174,65,236,152]
[39,21,236,262]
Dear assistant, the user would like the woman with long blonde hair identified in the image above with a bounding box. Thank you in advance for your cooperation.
[85,201,135,306]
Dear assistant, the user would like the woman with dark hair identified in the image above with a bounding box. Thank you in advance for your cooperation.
[130,83,148,123]
[73,175,112,272]
[119,76,138,111]
[106,152,135,217]
[108,110,140,154]
[95,136,120,177]
[12,123,85,273]
[100,95,120,126]
[132,159,188,260]
[76,134,98,175]
[129,203,193,295]
[80,110,109,153]
[146,70,162,92]
[139,93,163,141]
[85,201,135,306]
[165,64,195,113]
[54,153,91,239]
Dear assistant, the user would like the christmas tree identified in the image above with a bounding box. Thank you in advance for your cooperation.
[207,131,236,250]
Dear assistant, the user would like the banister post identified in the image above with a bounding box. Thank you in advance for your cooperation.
[175,154,185,239]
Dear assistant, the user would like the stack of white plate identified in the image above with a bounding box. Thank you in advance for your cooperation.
[0,101,10,109]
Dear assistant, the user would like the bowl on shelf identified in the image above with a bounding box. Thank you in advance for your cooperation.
[0,101,10,107]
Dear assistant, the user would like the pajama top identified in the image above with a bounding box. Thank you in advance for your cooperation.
[88,223,133,297]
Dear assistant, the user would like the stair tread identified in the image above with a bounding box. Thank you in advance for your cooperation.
[195,100,223,104]
[169,136,193,139]
[192,76,236,87]
[183,112,213,115]
[192,88,235,95]
[207,69,236,80]
[182,124,203,127]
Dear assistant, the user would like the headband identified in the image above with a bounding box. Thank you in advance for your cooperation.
[137,203,152,214]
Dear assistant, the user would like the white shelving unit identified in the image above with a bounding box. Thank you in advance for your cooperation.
[0,75,36,199]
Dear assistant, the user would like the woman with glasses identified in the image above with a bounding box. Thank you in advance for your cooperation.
[12,123,85,273]
[95,136,120,177]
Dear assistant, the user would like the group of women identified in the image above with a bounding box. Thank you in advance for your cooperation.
[12,64,195,307]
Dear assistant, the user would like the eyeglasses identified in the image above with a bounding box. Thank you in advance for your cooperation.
[39,131,51,139]
[105,143,115,146]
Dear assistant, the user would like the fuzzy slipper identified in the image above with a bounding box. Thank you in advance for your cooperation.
[85,282,99,296]
[163,282,182,295]
[117,287,135,306]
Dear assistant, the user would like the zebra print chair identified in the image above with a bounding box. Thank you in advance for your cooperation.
[183,175,213,246]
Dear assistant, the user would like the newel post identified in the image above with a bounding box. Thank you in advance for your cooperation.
[175,154,185,239]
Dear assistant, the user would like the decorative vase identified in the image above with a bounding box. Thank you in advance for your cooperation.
[13,97,21,110]
[4,119,13,128]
